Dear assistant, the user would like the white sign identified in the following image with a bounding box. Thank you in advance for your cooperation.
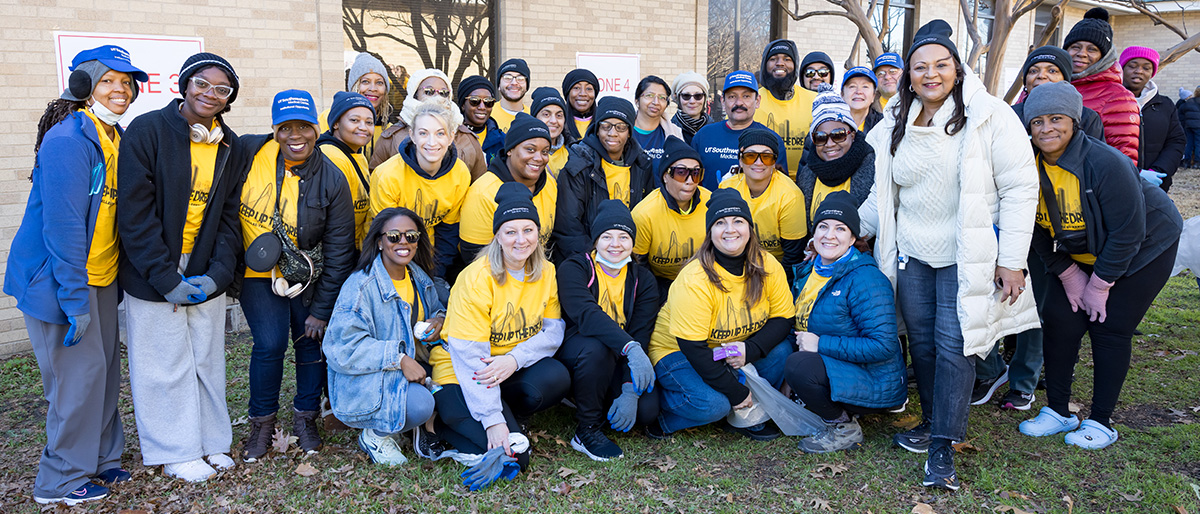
[576,52,640,104]
[54,31,205,125]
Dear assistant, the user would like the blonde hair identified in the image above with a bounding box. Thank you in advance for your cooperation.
[409,100,458,137]
[477,233,547,285]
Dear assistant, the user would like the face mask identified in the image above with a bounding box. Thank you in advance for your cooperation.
[594,251,631,270]
[89,99,125,126]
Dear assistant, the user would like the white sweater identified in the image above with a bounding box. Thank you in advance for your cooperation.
[891,99,963,268]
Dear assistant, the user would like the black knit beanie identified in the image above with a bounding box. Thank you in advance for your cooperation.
[493,182,540,234]
[327,91,375,129]
[738,128,780,155]
[1064,8,1113,57]
[908,20,959,61]
[813,191,860,237]
[504,112,552,152]
[179,52,240,105]
[706,188,753,232]
[457,75,496,107]
[662,135,702,170]
[1023,46,1074,81]
[590,199,637,242]
[589,96,636,134]
[497,58,530,83]
[530,86,567,117]
[562,69,600,99]
[800,51,834,72]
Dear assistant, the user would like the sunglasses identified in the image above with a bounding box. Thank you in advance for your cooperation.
[465,96,497,107]
[420,87,451,98]
[804,68,832,79]
[190,76,234,99]
[813,128,851,146]
[384,229,421,244]
[739,151,777,166]
[679,92,706,101]
[667,165,704,183]
[598,121,630,133]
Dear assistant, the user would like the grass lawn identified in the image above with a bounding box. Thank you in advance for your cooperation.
[4,179,1200,513]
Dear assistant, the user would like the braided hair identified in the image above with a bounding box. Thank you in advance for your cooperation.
[35,98,86,154]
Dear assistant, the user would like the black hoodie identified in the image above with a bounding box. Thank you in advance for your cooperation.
[554,133,655,261]
[760,39,799,102]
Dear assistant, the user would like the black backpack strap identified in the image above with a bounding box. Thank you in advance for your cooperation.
[1037,159,1066,253]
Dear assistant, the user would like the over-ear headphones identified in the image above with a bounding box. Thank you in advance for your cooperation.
[190,123,224,144]
[270,251,315,299]
[68,69,93,102]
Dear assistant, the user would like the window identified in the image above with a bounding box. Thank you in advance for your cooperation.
[707,0,777,117]
[871,0,917,57]
[971,0,995,69]
[1034,4,1063,47]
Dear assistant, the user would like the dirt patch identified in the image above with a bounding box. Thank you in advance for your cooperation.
[1165,460,1200,481]
[1112,403,1179,429]
[1170,164,1200,219]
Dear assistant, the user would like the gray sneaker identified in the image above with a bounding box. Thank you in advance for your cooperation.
[798,419,864,454]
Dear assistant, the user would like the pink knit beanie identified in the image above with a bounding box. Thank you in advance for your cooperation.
[1119,46,1160,76]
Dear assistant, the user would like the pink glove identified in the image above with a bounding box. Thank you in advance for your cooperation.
[1057,264,1089,313]
[1080,274,1114,323]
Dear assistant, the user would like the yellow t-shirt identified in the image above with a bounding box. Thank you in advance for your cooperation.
[491,105,529,132]
[320,145,371,249]
[754,85,817,180]
[794,273,832,331]
[319,107,385,166]
[181,132,218,254]
[596,261,627,329]
[475,127,488,147]
[575,118,591,137]
[880,95,891,109]
[632,188,711,280]
[370,155,472,245]
[601,160,632,207]
[83,110,120,287]
[648,252,795,364]
[458,172,558,248]
[719,171,808,261]
[548,145,569,178]
[1036,160,1096,265]
[239,140,301,278]
[393,274,425,321]
[430,258,561,385]
[809,178,852,223]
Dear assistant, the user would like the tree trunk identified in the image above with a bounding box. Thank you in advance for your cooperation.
[983,0,1015,94]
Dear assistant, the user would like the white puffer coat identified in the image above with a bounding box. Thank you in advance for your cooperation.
[859,71,1040,358]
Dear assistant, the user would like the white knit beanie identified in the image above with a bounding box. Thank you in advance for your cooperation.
[399,69,463,129]
[810,83,856,133]
[672,71,709,102]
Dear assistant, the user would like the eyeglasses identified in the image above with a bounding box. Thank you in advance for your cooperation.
[500,74,527,85]
[598,121,629,134]
[679,92,706,101]
[739,151,776,166]
[640,92,669,104]
[465,96,497,107]
[420,87,451,98]
[813,128,851,146]
[804,68,831,79]
[189,76,234,99]
[667,165,704,183]
[384,229,421,244]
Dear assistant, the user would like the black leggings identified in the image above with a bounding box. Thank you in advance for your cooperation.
[784,351,891,421]
[555,334,660,428]
[433,357,570,469]
[1042,241,1177,427]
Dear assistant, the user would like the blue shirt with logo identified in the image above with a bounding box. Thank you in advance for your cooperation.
[690,121,787,191]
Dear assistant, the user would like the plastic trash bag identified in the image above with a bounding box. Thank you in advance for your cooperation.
[740,363,828,437]
[1172,215,1200,277]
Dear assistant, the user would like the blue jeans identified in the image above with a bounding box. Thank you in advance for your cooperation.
[241,278,325,417]
[896,259,973,442]
[655,340,792,434]
[1184,129,1200,165]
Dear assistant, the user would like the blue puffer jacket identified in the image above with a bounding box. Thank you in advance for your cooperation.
[324,254,448,433]
[5,111,112,324]
[792,249,905,409]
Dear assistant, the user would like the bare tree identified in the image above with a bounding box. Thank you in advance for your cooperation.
[958,0,1050,94]
[773,0,887,64]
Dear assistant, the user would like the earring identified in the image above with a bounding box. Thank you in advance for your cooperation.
[955,78,962,85]
[908,85,914,93]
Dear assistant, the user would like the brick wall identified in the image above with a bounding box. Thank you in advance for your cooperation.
[1113,11,1200,99]
[0,0,343,357]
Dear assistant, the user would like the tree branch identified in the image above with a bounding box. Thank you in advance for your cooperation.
[1159,28,1200,67]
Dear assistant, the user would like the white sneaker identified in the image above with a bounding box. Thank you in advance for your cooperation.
[164,458,217,483]
[206,453,236,471]
[358,429,408,466]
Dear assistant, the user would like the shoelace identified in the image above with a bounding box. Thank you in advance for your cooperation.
[295,416,319,442]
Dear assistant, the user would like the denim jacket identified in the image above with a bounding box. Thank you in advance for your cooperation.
[324,255,447,433]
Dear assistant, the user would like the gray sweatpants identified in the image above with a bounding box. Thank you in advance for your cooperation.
[27,283,123,498]
[125,293,231,466]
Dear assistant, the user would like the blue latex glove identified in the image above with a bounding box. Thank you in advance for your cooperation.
[185,275,217,303]
[164,279,203,305]
[63,313,91,347]
[606,382,640,432]
[1140,169,1166,186]
[461,447,519,491]
[624,343,655,394]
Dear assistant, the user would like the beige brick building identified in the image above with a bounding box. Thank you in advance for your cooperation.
[1,0,1197,356]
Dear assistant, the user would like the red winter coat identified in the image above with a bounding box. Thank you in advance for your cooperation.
[1072,64,1140,163]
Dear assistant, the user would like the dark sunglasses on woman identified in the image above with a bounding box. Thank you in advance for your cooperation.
[465,96,497,107]
[813,128,851,146]
[739,151,777,167]
[384,229,421,244]
[421,87,451,98]
[667,165,704,183]
[678,92,706,101]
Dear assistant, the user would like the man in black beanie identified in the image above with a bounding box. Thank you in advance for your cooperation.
[756,41,817,179]
[800,51,835,92]
[494,58,531,132]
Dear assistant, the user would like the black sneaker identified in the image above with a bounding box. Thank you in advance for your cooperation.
[718,420,782,441]
[293,409,323,454]
[413,427,451,460]
[999,389,1035,411]
[645,421,670,440]
[571,425,623,462]
[243,413,276,462]
[970,367,1009,405]
[893,420,932,453]
[922,444,961,491]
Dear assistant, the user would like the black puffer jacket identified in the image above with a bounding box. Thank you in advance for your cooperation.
[554,134,655,260]
[1176,97,1200,131]
[1137,92,1187,191]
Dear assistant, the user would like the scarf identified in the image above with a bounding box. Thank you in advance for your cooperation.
[807,134,869,187]
[672,110,711,137]
[813,246,858,277]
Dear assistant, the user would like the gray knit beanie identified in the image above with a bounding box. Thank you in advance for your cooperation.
[347,53,389,94]
[1022,81,1082,128]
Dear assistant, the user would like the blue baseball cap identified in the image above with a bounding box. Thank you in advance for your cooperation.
[842,66,878,87]
[722,70,758,93]
[873,52,903,71]
[70,45,149,83]
[272,89,319,126]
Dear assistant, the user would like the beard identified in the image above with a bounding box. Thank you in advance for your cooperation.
[761,71,796,101]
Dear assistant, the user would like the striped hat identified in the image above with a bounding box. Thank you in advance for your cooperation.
[810,83,856,134]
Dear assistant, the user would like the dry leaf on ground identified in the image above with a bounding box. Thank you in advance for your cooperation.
[1118,489,1144,502]
[271,428,296,454]
[912,502,936,514]
[294,463,318,477]
[1063,494,1074,514]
